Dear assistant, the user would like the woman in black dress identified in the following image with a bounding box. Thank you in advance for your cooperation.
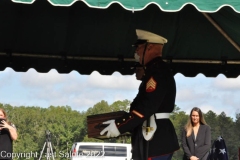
[0,108,18,160]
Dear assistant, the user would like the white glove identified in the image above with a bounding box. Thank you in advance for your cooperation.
[100,120,120,138]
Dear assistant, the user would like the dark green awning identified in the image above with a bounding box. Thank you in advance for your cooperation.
[1,0,240,77]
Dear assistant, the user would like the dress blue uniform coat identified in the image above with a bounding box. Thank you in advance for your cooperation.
[115,57,180,160]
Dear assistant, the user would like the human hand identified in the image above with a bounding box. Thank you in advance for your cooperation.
[0,120,9,130]
[190,156,199,160]
[100,120,120,138]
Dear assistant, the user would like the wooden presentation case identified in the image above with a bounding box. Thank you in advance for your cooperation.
[87,111,131,139]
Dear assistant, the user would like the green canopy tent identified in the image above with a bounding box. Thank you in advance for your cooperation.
[1,0,240,77]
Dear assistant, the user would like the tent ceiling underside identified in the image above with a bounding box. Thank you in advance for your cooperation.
[1,0,240,77]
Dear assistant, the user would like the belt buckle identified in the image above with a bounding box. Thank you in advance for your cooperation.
[142,126,154,135]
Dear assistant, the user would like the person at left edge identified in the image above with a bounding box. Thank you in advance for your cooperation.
[0,108,18,160]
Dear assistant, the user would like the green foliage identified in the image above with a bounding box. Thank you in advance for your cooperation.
[1,102,239,160]
[170,106,188,160]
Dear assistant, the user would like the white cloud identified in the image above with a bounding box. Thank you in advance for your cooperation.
[212,75,240,91]
[88,71,140,90]
[176,89,192,101]
[174,74,240,119]
[176,84,214,106]
[20,69,71,88]
[3,70,140,110]
[198,104,219,114]
[0,69,239,119]
[0,68,16,88]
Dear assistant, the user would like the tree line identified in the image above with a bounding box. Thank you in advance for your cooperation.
[0,100,239,160]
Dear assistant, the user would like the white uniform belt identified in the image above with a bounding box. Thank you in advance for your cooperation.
[155,113,170,119]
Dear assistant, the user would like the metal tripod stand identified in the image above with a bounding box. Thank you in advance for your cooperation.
[39,130,55,160]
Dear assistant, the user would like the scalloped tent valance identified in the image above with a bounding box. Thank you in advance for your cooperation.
[12,0,240,12]
[1,0,240,77]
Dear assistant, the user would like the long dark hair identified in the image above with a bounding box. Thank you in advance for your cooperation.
[0,108,10,124]
[184,107,207,137]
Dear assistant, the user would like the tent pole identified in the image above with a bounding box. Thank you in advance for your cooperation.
[202,12,240,52]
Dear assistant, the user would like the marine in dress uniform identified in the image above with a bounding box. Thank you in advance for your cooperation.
[100,29,180,160]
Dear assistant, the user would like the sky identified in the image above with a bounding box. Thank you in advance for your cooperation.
[0,68,240,120]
